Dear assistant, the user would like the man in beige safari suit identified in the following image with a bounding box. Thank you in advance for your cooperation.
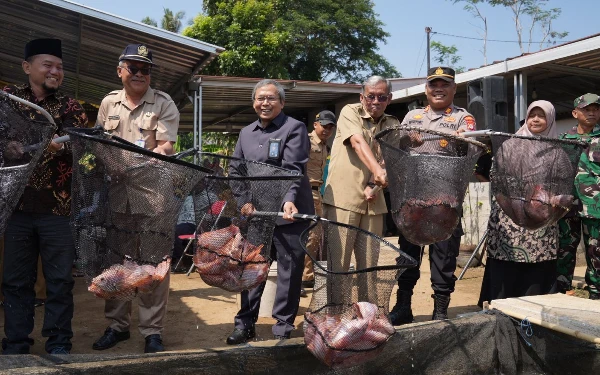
[322,76,398,302]
[92,43,179,354]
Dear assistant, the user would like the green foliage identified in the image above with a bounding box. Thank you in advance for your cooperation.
[430,41,466,73]
[183,0,399,83]
[141,16,158,27]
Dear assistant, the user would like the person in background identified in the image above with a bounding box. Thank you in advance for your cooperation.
[92,43,179,353]
[226,79,313,344]
[1,38,88,355]
[478,100,560,306]
[389,67,475,325]
[557,93,600,300]
[301,110,336,297]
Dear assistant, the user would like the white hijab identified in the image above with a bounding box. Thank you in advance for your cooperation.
[516,100,558,138]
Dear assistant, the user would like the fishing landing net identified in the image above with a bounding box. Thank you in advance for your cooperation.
[0,93,57,234]
[489,132,586,230]
[192,153,301,292]
[375,125,486,245]
[67,127,212,300]
[300,219,417,369]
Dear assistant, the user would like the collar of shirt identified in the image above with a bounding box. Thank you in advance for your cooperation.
[566,124,600,136]
[425,104,454,119]
[357,104,392,126]
[10,83,61,104]
[251,111,286,131]
[309,129,326,145]
[115,86,156,107]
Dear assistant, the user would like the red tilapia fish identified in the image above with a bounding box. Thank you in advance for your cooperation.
[88,256,171,300]
[304,301,395,369]
[194,225,268,292]
[397,195,460,245]
[496,185,573,230]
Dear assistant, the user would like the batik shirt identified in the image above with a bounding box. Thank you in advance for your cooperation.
[560,125,600,219]
[3,84,88,216]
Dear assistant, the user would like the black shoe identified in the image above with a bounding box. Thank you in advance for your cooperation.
[431,294,451,320]
[389,290,414,325]
[144,334,164,353]
[92,327,130,350]
[226,328,255,345]
[302,280,315,289]
[274,334,290,340]
[48,346,70,355]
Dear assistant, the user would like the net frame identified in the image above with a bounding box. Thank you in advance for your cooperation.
[67,127,213,300]
[191,152,302,292]
[488,131,587,230]
[0,92,57,234]
[375,125,487,245]
[299,217,417,368]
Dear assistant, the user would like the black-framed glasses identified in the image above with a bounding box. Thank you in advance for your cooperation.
[364,94,389,102]
[122,65,152,76]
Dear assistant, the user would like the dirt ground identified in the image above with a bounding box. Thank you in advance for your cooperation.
[0,237,494,356]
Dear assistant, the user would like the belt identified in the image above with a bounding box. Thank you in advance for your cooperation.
[311,186,320,191]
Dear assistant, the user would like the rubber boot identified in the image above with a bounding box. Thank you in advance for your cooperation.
[389,290,414,325]
[431,293,451,320]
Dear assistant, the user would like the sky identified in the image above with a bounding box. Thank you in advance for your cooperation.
[72,0,599,78]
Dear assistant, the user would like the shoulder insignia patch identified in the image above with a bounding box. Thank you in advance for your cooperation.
[444,107,452,114]
[424,105,430,112]
[464,115,476,130]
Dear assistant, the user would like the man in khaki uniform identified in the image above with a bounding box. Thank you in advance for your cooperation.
[92,44,179,354]
[389,66,476,326]
[322,76,397,302]
[302,110,336,294]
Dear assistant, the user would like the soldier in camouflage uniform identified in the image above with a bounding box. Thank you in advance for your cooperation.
[557,93,600,300]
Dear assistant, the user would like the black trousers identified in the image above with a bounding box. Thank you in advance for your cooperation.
[234,220,308,337]
[397,224,462,295]
[2,212,75,354]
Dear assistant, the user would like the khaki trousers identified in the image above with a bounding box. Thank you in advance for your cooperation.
[302,190,324,282]
[104,272,170,337]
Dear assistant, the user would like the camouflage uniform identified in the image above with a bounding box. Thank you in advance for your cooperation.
[557,125,600,296]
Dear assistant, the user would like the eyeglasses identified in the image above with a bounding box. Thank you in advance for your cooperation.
[254,96,279,103]
[364,94,389,102]
[122,65,152,76]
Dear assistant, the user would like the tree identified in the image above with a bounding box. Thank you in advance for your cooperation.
[452,0,488,65]
[161,8,186,33]
[141,16,157,27]
[142,8,185,33]
[430,41,466,73]
[183,0,399,83]
[488,0,567,53]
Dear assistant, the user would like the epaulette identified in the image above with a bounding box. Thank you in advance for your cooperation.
[155,90,173,101]
[104,90,120,97]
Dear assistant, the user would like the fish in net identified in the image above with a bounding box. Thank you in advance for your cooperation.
[67,127,213,300]
[490,132,586,230]
[300,219,417,369]
[191,153,301,292]
[375,125,486,245]
[0,92,57,234]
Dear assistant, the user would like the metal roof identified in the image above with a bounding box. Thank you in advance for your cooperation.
[0,0,223,122]
[180,76,362,133]
[390,33,600,119]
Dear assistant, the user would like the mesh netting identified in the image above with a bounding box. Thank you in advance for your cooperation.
[375,125,486,245]
[0,94,57,234]
[301,219,417,369]
[67,128,212,300]
[192,152,301,292]
[490,132,586,230]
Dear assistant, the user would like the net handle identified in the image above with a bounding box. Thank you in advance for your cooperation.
[1,91,56,125]
[252,210,322,221]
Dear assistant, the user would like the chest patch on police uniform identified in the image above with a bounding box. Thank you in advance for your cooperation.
[439,122,458,130]
[408,120,423,125]
[413,114,423,119]
[444,117,455,122]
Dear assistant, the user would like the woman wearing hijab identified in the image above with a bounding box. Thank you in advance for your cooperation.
[478,100,560,305]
